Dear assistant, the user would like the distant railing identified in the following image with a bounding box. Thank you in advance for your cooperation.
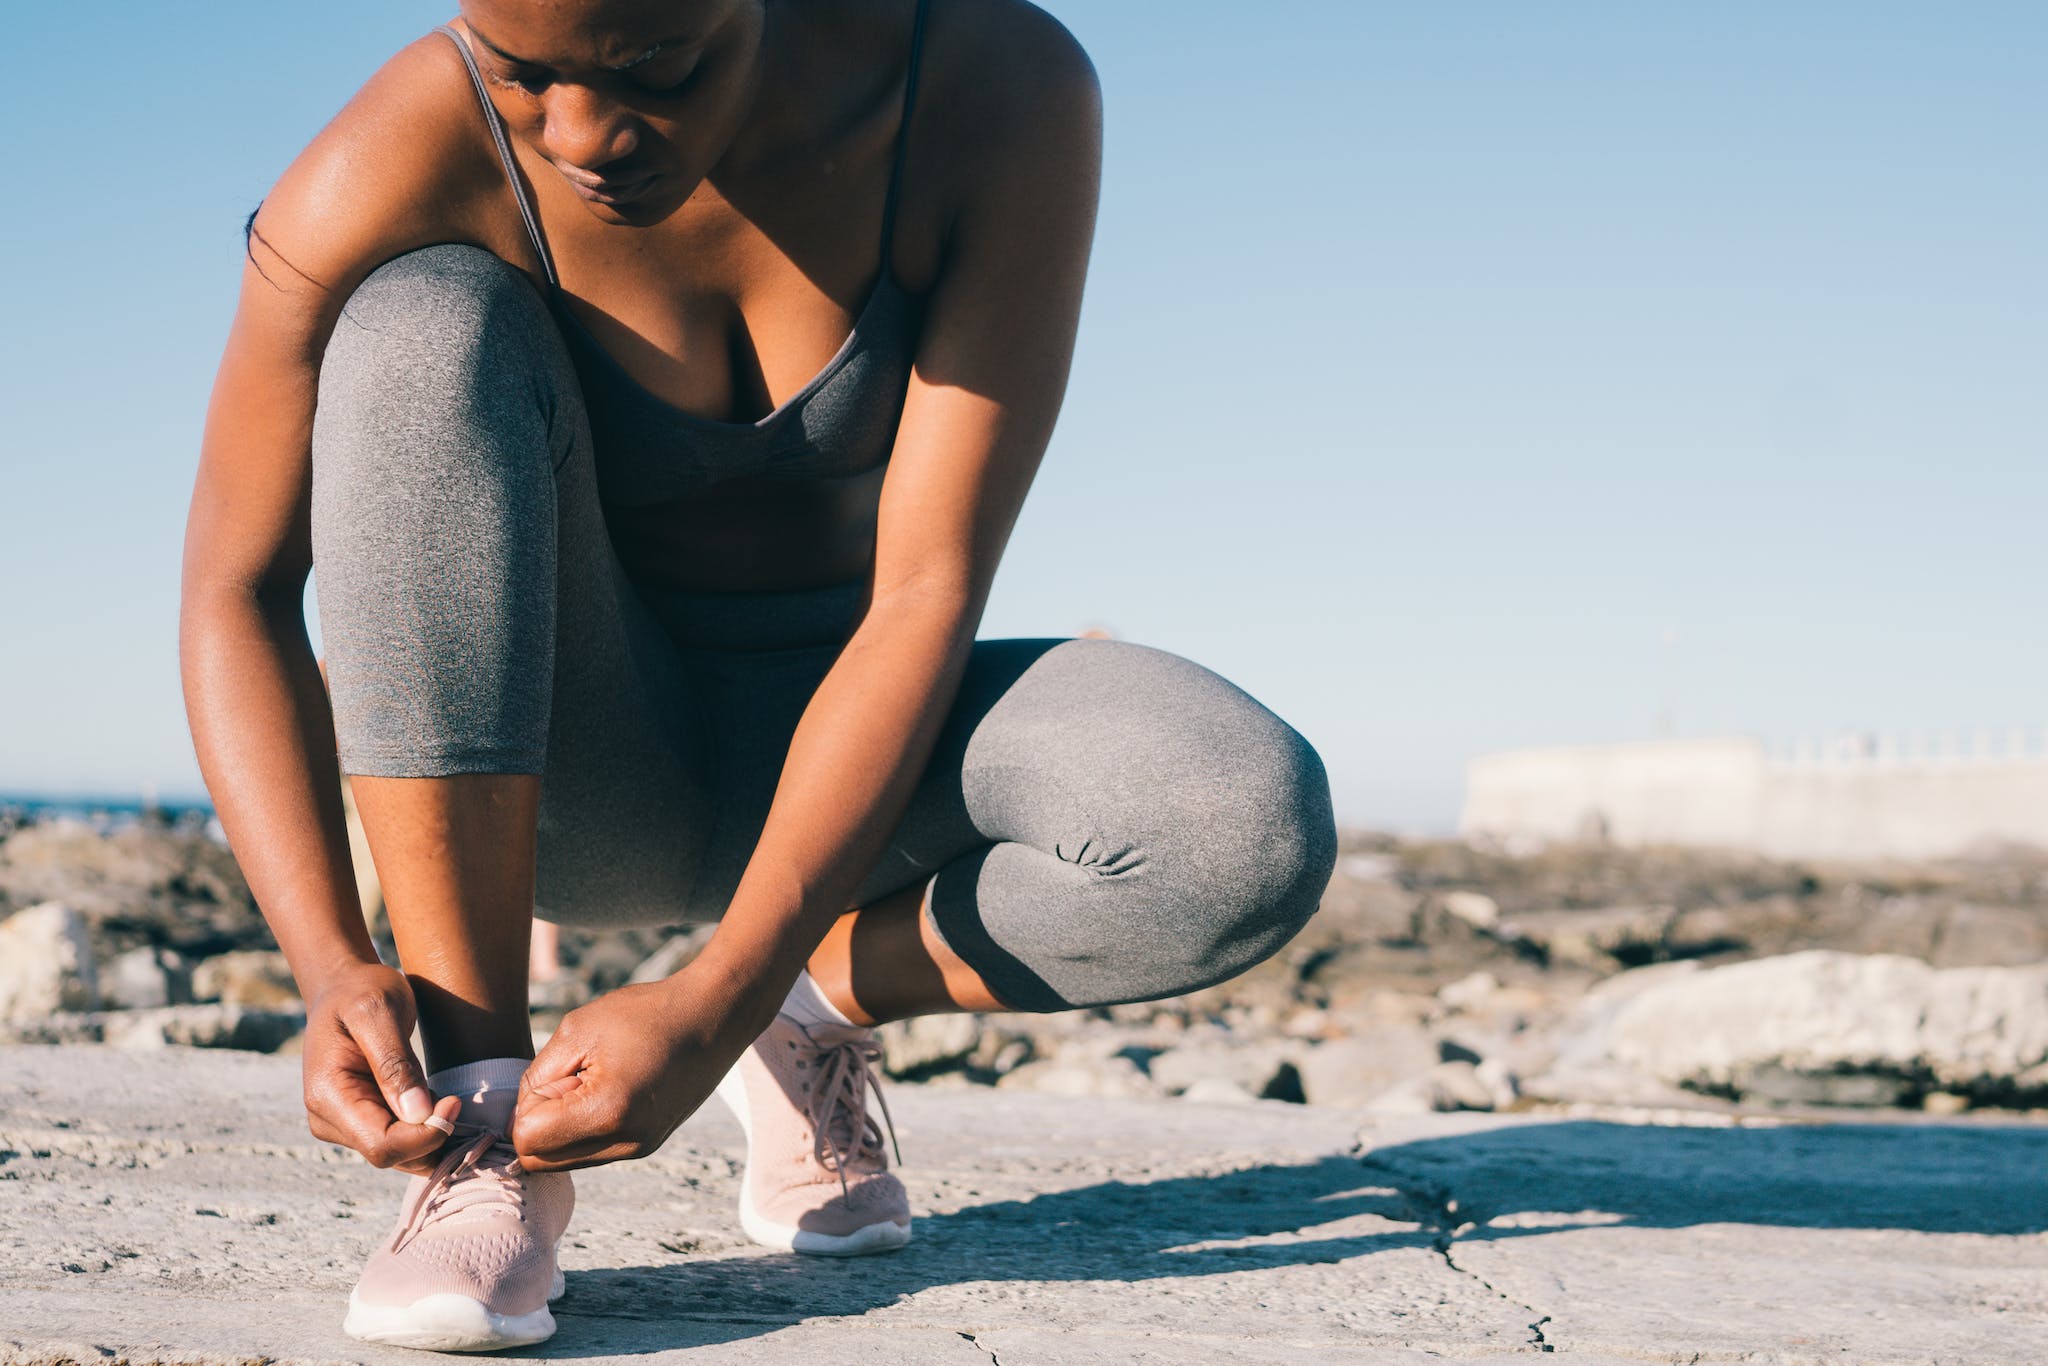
[1767,727,2048,770]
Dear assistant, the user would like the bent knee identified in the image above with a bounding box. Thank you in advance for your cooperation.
[1051,716,1335,1010]
[1167,724,1338,992]
[313,245,578,485]
[332,243,545,348]
[318,244,570,416]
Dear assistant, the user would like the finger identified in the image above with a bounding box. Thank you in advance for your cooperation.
[519,1030,590,1097]
[513,1140,634,1174]
[341,996,433,1125]
[324,1079,453,1170]
[523,1073,586,1104]
[510,1083,614,1169]
[511,1104,640,1173]
[388,1101,461,1176]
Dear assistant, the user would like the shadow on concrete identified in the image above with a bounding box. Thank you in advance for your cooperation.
[540,1117,2048,1356]
[1364,1117,2048,1240]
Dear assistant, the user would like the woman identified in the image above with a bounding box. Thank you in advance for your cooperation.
[180,0,1336,1350]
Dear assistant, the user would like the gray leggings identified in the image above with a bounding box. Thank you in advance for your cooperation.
[308,244,1336,1012]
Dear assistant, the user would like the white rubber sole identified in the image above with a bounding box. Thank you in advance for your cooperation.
[714,1057,913,1257]
[343,1265,564,1351]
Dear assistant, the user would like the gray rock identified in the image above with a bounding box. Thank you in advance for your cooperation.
[1435,970,1500,1012]
[0,823,262,958]
[878,1012,982,1078]
[1514,1060,1726,1111]
[1929,902,2048,969]
[99,946,190,1011]
[970,1030,1034,1077]
[190,950,299,1009]
[1599,950,2048,1103]
[1492,904,1677,969]
[1178,1077,1258,1105]
[625,925,718,985]
[1146,1038,1302,1100]
[0,1010,107,1045]
[1296,1026,1439,1107]
[527,975,593,1011]
[0,902,98,1021]
[1367,1059,1506,1114]
[101,1004,305,1054]
[1440,891,1500,929]
[995,1055,1157,1098]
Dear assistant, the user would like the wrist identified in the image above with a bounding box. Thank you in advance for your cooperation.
[667,940,794,1041]
[289,941,388,1004]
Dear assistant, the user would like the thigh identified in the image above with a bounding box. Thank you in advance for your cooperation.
[856,635,1307,897]
[524,321,719,928]
[309,243,719,926]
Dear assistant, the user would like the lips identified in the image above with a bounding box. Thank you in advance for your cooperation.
[565,170,657,205]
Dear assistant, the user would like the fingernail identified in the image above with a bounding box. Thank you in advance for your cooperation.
[424,1114,456,1136]
[398,1087,431,1124]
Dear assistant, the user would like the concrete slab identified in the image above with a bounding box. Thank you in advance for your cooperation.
[2,1047,2046,1363]
[1358,1108,2048,1363]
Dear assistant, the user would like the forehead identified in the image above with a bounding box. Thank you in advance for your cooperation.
[461,0,732,67]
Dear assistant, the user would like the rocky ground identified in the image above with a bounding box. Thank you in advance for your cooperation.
[7,818,2048,1360]
[5,1046,2047,1363]
[6,817,2048,1120]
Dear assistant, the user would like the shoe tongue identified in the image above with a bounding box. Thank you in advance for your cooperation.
[804,1021,874,1049]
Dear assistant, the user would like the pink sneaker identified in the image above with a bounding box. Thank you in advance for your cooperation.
[714,1013,912,1256]
[343,1123,574,1351]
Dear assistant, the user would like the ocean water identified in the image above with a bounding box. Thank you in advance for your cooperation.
[0,792,220,842]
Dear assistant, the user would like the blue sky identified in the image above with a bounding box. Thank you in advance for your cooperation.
[2,2,2043,830]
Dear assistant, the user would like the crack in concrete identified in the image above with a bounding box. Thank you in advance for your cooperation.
[1358,1154,1557,1354]
[956,1330,1001,1365]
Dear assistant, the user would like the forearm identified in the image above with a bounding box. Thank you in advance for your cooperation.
[691,584,978,1003]
[179,585,380,993]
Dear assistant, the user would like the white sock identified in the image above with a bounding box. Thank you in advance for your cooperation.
[428,1056,528,1133]
[780,969,854,1028]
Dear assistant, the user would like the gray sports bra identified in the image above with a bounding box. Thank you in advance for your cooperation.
[433,2,929,512]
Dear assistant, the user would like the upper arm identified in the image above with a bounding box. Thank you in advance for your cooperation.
[183,33,501,607]
[867,1,1103,613]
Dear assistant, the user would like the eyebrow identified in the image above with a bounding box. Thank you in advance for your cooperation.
[466,24,690,73]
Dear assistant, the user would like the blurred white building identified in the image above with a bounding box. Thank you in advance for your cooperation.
[1461,730,2048,860]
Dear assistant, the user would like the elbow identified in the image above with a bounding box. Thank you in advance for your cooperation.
[181,533,308,622]
[864,568,982,631]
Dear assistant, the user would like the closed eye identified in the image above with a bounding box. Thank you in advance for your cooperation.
[486,66,551,97]
[636,60,699,95]
[486,62,694,98]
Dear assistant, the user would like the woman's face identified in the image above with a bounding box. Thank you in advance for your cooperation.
[457,0,763,219]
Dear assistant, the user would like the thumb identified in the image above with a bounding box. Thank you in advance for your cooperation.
[345,1000,434,1126]
[512,1038,593,1160]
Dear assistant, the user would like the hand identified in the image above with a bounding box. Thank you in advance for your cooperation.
[301,959,462,1175]
[511,962,778,1172]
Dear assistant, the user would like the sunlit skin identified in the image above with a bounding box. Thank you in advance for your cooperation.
[179,0,1101,1175]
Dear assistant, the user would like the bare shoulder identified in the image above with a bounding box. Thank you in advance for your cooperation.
[922,0,1101,162]
[893,0,1100,287]
[244,28,519,327]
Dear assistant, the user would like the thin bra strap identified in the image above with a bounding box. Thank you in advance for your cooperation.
[435,23,561,289]
[878,0,933,268]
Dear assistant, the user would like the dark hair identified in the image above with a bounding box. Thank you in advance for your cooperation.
[242,198,330,293]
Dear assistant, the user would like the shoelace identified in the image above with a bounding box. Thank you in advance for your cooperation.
[389,1123,527,1253]
[802,1029,903,1200]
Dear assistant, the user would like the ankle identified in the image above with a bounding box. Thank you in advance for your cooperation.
[780,969,858,1029]
[427,1057,529,1132]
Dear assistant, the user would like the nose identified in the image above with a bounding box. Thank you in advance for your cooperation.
[537,84,641,177]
